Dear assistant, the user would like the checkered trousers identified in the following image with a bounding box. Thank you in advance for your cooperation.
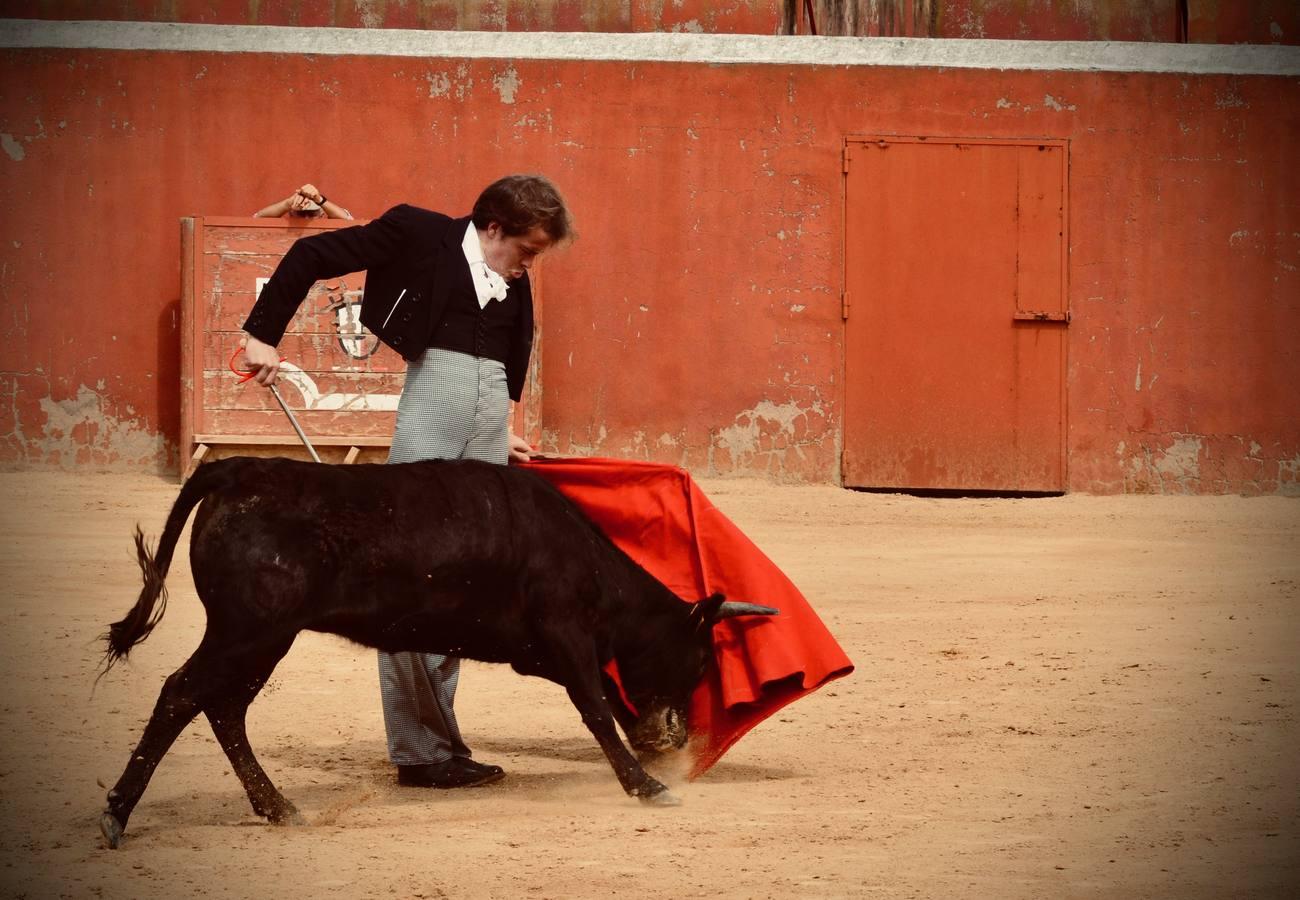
[379,347,509,765]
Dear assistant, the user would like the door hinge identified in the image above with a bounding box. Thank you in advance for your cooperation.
[842,144,851,174]
[841,291,851,320]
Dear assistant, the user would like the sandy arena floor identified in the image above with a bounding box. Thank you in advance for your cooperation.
[0,470,1296,899]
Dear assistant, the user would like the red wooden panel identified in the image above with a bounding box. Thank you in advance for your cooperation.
[842,137,1068,492]
[182,215,545,462]
[183,216,400,454]
[199,407,401,438]
[179,218,197,466]
[201,329,404,374]
[201,370,403,416]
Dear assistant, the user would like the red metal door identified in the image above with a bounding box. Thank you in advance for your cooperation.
[842,137,1068,491]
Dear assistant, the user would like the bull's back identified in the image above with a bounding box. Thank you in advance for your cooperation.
[184,457,616,651]
[190,457,531,573]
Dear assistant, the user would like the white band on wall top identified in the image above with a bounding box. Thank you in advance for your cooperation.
[1,19,1297,76]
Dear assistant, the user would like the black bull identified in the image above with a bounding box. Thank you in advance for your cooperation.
[97,457,777,848]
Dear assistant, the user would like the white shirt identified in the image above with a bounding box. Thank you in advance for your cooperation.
[461,223,510,309]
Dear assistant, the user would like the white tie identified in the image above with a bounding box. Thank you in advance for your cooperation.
[476,261,509,306]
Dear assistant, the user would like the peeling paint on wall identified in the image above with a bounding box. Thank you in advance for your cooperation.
[1121,434,1300,496]
[1277,455,1300,496]
[1,133,24,161]
[353,0,384,30]
[425,71,451,98]
[711,398,829,479]
[35,385,167,469]
[1126,434,1203,493]
[492,65,521,104]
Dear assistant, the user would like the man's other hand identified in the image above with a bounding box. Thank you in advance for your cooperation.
[508,432,533,463]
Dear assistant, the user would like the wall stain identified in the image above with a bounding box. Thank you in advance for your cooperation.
[493,66,521,104]
[1,133,25,162]
[712,397,828,479]
[1122,434,1299,496]
[25,384,167,470]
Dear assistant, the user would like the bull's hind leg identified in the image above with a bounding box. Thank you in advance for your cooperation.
[202,637,302,826]
[100,649,210,848]
[100,634,297,848]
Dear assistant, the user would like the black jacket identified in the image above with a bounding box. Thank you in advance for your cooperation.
[242,204,535,402]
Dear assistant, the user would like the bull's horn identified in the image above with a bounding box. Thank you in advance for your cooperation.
[715,602,779,620]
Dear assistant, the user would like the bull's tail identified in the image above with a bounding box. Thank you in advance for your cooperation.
[99,460,237,676]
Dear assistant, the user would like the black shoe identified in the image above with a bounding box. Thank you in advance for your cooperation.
[396,759,504,789]
[452,757,505,785]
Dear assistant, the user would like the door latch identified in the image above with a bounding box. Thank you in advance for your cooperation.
[1013,310,1070,323]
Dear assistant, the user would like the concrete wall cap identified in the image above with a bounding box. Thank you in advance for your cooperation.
[2,19,1298,76]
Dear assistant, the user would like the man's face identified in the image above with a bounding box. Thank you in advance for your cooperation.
[481,223,552,281]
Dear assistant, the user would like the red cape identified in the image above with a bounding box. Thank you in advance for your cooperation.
[523,457,854,777]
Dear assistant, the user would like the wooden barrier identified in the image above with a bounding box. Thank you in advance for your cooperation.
[179,216,542,478]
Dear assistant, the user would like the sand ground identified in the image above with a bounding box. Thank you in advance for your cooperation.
[0,470,1296,899]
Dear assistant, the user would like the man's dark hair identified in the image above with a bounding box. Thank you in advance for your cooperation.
[472,174,574,242]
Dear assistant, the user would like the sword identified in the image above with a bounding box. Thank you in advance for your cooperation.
[230,346,322,463]
[267,382,321,463]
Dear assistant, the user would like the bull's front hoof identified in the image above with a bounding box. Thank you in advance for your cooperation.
[99,812,125,849]
[268,806,307,827]
[638,788,682,807]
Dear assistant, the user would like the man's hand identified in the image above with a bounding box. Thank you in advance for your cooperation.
[508,432,533,463]
[242,335,281,386]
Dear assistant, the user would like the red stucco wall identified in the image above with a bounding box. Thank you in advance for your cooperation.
[1,42,1296,492]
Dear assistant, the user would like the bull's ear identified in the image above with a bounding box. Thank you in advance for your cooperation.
[713,601,780,622]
